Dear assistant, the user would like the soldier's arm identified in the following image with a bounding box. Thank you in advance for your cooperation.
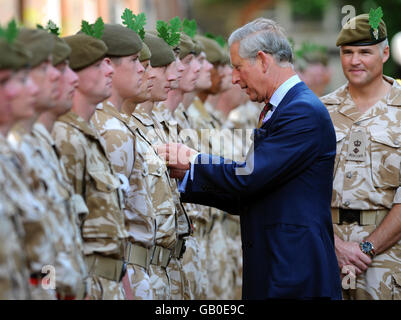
[53,124,86,197]
[365,203,401,255]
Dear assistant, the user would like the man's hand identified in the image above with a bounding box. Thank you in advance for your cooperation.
[334,235,372,275]
[156,143,198,171]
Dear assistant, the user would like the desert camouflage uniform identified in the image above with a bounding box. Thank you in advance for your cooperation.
[321,76,401,300]
[32,123,89,299]
[52,111,128,300]
[135,104,191,300]
[8,127,72,300]
[186,98,236,299]
[0,162,30,300]
[228,100,262,130]
[92,101,156,300]
[154,102,207,300]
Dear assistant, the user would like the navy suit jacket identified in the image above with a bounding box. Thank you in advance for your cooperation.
[181,82,342,300]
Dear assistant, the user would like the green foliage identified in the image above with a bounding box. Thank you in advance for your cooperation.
[121,8,146,40]
[156,16,181,47]
[183,18,197,39]
[290,0,330,20]
[294,41,327,60]
[37,20,60,36]
[368,6,383,30]
[80,17,104,39]
[205,32,226,48]
[0,19,18,44]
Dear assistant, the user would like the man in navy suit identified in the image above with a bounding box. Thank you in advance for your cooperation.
[157,18,342,300]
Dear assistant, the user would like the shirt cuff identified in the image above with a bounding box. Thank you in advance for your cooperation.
[178,170,190,193]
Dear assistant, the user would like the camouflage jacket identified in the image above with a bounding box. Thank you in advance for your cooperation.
[321,76,401,210]
[33,123,89,292]
[52,111,128,259]
[91,101,156,248]
[0,155,30,299]
[151,103,192,237]
[8,126,85,295]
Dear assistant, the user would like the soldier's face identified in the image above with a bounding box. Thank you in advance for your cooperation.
[111,54,144,99]
[148,65,169,102]
[8,69,38,122]
[340,44,389,87]
[207,64,223,94]
[219,64,233,92]
[179,54,200,92]
[195,53,212,90]
[169,57,184,90]
[131,60,152,103]
[76,58,114,104]
[30,57,61,111]
[53,61,79,116]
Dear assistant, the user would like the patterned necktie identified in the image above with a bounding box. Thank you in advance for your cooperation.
[257,102,273,129]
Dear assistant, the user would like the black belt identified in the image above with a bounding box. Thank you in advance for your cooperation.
[339,208,361,225]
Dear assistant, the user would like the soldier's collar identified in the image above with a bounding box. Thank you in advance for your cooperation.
[383,76,401,107]
[57,111,98,138]
[32,122,55,146]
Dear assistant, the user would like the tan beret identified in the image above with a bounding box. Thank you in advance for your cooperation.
[63,34,108,71]
[52,36,71,66]
[195,35,224,64]
[0,39,31,70]
[101,24,142,57]
[336,13,387,47]
[139,42,151,62]
[143,32,175,67]
[178,32,195,59]
[193,38,204,56]
[17,28,55,68]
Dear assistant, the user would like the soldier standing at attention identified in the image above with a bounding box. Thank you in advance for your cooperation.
[52,31,129,300]
[35,31,89,300]
[0,27,34,300]
[91,21,158,300]
[321,8,401,299]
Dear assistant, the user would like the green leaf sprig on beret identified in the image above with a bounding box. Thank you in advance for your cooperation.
[205,32,226,48]
[81,17,104,39]
[369,7,383,40]
[182,18,197,39]
[156,16,181,47]
[121,9,146,40]
[0,19,18,44]
[37,20,60,36]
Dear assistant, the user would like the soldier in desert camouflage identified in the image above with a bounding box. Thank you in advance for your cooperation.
[90,21,159,300]
[321,9,401,299]
[0,30,33,300]
[52,32,129,300]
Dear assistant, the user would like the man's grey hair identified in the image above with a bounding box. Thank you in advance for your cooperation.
[378,38,389,57]
[228,17,293,67]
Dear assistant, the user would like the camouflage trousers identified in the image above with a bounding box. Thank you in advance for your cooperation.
[206,216,234,299]
[149,264,170,300]
[87,275,126,300]
[182,235,206,299]
[167,256,187,300]
[335,222,401,300]
[126,264,154,300]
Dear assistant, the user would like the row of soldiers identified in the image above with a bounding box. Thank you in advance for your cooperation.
[0,12,263,300]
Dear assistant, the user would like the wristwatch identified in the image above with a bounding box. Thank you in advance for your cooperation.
[359,240,376,258]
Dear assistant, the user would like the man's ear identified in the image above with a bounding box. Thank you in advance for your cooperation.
[382,45,390,64]
[257,51,270,73]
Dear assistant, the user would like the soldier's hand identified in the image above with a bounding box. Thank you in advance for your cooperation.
[334,235,372,275]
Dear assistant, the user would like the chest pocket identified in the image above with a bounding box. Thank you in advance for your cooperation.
[88,168,124,209]
[370,129,401,188]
